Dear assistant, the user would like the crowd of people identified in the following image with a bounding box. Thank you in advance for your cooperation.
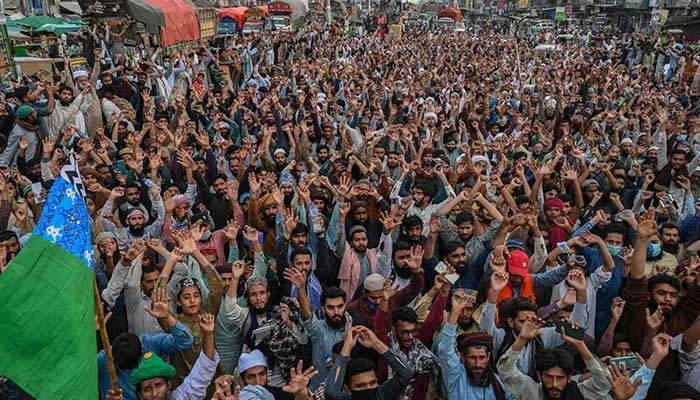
[0,15,700,400]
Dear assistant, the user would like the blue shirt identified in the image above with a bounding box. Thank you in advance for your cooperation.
[581,246,623,340]
[302,313,347,390]
[97,321,194,400]
[438,322,514,400]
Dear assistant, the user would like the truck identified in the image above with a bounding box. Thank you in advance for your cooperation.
[436,7,462,31]
[218,6,248,35]
[242,6,268,35]
[268,1,293,32]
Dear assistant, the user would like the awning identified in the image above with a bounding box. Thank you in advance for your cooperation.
[59,1,83,15]
[15,16,69,30]
[36,23,84,35]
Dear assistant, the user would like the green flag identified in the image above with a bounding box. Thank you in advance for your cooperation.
[0,171,96,399]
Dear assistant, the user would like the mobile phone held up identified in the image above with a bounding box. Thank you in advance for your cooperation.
[555,320,585,341]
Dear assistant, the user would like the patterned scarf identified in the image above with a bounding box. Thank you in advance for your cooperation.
[256,300,304,380]
[387,332,441,397]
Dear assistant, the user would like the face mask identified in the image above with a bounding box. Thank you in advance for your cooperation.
[648,242,661,257]
[351,388,378,400]
[201,230,212,241]
[606,244,622,257]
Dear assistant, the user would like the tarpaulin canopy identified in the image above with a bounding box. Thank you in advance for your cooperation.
[127,0,199,46]
[36,23,84,35]
[219,7,248,29]
[438,7,462,22]
[144,0,199,46]
[125,0,165,35]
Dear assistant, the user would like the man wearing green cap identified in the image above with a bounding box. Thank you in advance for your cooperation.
[107,313,219,400]
[0,105,41,168]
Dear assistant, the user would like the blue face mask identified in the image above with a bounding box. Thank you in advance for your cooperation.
[606,244,622,256]
[648,242,662,257]
[201,230,212,241]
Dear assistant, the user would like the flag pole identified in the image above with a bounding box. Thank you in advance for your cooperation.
[93,276,119,392]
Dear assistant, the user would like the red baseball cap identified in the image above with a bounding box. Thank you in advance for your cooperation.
[507,250,530,277]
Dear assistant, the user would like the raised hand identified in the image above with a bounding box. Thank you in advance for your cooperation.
[242,225,260,244]
[566,269,587,292]
[637,207,657,239]
[650,333,671,359]
[145,287,171,320]
[519,316,545,341]
[213,375,240,400]
[451,289,471,314]
[199,312,215,333]
[173,229,197,254]
[110,187,125,200]
[284,267,306,289]
[406,245,424,271]
[645,308,665,332]
[231,260,246,279]
[378,210,400,234]
[123,239,146,263]
[490,245,508,271]
[610,297,626,321]
[282,360,318,395]
[607,362,642,400]
[559,288,577,307]
[490,271,509,293]
[223,220,239,241]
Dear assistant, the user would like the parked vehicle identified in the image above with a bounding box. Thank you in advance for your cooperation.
[268,1,293,32]
[436,7,461,30]
[531,20,555,33]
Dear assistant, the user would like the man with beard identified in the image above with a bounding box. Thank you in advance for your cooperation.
[223,258,273,353]
[102,240,164,335]
[197,173,234,230]
[101,186,165,253]
[399,215,424,247]
[107,314,218,400]
[497,317,611,399]
[286,264,349,389]
[0,105,43,167]
[644,226,681,276]
[655,146,690,202]
[335,199,393,299]
[392,168,455,237]
[623,208,700,386]
[46,84,89,139]
[438,289,511,400]
[117,183,149,224]
[439,191,503,263]
[384,150,403,183]
[325,325,413,400]
[0,230,20,267]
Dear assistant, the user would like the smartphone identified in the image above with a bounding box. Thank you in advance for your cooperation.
[555,320,585,340]
[610,356,640,371]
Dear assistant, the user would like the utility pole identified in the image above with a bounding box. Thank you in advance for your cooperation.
[326,0,332,25]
